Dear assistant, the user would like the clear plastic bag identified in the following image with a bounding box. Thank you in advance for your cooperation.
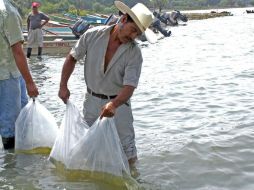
[67,117,130,177]
[15,99,58,154]
[49,101,130,178]
[49,100,88,165]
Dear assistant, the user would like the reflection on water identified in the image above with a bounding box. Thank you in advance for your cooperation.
[1,8,254,190]
[50,160,141,190]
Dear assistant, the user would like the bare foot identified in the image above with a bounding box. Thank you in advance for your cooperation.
[128,156,137,166]
[128,157,140,178]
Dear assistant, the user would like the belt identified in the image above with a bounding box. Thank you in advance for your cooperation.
[87,87,130,106]
[87,87,117,99]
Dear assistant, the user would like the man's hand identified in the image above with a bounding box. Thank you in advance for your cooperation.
[58,85,70,104]
[26,82,39,97]
[58,54,76,104]
[100,102,116,119]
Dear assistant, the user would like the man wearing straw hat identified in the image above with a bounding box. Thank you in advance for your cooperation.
[59,1,154,166]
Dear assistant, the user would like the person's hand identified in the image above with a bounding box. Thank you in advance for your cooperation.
[26,82,39,98]
[58,85,70,104]
[26,82,39,97]
[100,102,116,119]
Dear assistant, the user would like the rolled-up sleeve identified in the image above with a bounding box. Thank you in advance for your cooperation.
[4,11,24,46]
[123,47,143,88]
[70,31,90,61]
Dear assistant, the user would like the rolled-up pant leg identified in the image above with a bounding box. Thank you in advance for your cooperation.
[0,77,21,138]
[114,103,137,160]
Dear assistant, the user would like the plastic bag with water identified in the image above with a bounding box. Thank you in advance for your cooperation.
[49,100,88,165]
[49,100,130,178]
[67,117,130,177]
[15,99,58,154]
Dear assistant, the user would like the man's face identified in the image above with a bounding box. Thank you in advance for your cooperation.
[118,15,142,44]
[32,6,38,12]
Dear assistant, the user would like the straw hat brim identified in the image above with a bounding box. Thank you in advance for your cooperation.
[114,1,157,43]
[114,1,145,32]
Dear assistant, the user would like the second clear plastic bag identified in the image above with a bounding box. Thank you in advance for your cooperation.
[49,100,88,166]
[67,117,130,177]
[15,99,58,154]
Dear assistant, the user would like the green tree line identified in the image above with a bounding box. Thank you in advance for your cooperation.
[12,0,254,18]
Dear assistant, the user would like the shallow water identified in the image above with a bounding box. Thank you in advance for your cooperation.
[1,8,254,190]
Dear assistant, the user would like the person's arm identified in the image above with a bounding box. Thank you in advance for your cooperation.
[40,14,50,28]
[100,85,135,119]
[58,54,77,103]
[11,42,39,97]
[27,15,30,31]
[40,18,49,28]
[58,28,91,103]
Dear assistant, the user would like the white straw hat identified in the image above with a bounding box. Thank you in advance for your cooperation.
[114,1,157,43]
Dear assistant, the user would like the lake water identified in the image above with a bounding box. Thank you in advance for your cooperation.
[1,8,254,190]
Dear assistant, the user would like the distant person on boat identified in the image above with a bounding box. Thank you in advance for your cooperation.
[58,1,154,167]
[0,0,39,149]
[26,2,49,59]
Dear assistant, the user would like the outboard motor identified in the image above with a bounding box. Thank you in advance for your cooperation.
[174,10,188,22]
[70,19,90,38]
[154,11,168,25]
[104,14,119,25]
[152,19,171,37]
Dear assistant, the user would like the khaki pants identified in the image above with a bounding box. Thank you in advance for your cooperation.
[83,93,137,160]
[27,28,43,48]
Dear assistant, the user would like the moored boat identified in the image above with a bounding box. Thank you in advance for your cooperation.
[81,14,107,24]
[50,15,77,25]
[246,10,254,13]
[45,20,70,27]
[43,27,73,35]
[23,32,77,41]
[23,39,77,56]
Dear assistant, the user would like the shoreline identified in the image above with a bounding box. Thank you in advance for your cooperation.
[184,11,233,20]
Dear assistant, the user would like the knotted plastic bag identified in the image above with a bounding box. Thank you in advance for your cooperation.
[67,117,130,177]
[15,99,58,154]
[49,101,88,166]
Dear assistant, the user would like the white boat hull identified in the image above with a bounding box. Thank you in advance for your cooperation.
[23,40,77,56]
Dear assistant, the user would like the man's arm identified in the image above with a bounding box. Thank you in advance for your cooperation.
[27,15,30,31]
[11,42,39,97]
[40,18,49,28]
[58,54,77,103]
[100,85,135,118]
[112,85,135,108]
[40,14,50,28]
